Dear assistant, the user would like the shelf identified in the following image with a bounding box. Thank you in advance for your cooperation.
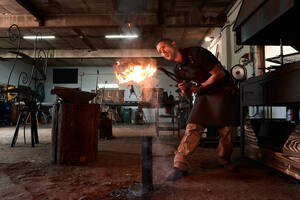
[266,52,300,65]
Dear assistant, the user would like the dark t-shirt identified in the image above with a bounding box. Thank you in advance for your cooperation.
[174,47,225,84]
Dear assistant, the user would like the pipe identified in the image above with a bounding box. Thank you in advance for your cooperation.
[157,67,180,83]
[141,136,153,193]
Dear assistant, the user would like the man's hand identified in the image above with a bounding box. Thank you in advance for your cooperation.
[189,84,199,93]
[187,84,208,94]
[178,80,188,95]
[178,81,201,95]
[178,81,208,95]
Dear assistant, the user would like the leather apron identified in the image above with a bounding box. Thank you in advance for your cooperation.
[174,47,240,127]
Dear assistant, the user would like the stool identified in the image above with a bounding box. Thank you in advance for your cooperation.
[11,105,39,147]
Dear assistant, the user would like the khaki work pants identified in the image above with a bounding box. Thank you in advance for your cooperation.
[174,123,235,170]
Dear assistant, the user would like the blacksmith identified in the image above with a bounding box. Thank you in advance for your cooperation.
[156,39,240,181]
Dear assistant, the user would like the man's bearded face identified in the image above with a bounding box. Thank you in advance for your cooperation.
[156,41,176,61]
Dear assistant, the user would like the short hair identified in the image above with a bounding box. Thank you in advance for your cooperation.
[156,38,173,46]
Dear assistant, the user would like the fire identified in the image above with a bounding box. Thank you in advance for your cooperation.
[114,59,157,84]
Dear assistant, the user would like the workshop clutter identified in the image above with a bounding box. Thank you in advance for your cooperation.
[0,103,11,126]
[99,112,113,139]
[134,107,145,124]
[121,107,145,124]
[103,89,124,103]
[141,88,164,103]
[121,108,132,123]
[91,89,125,104]
[0,84,13,126]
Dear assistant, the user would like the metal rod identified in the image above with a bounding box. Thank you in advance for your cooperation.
[157,67,180,83]
[141,136,153,192]
[280,38,284,67]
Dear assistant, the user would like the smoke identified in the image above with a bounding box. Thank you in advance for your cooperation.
[120,22,141,36]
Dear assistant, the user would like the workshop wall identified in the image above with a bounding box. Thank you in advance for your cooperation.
[44,65,178,123]
[44,66,178,102]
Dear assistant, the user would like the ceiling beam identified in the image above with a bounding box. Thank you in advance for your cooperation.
[0,14,157,28]
[0,15,39,27]
[0,12,225,28]
[44,14,158,27]
[163,12,226,27]
[15,0,45,26]
[0,49,161,58]
[73,28,97,51]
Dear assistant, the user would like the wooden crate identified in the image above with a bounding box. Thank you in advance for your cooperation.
[52,103,100,164]
[244,121,300,180]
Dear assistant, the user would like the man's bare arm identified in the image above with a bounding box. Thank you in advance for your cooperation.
[201,64,225,88]
[189,64,225,93]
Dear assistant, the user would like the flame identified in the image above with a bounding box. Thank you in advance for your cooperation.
[115,63,157,84]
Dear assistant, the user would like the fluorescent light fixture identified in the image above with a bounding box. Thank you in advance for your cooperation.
[23,35,56,40]
[105,34,138,39]
[98,83,119,88]
[204,36,214,42]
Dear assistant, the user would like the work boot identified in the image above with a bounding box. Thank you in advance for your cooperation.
[166,168,188,182]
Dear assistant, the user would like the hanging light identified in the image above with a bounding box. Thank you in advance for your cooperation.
[23,35,55,40]
[105,34,138,39]
[204,36,214,42]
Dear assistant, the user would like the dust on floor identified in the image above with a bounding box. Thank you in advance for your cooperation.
[0,124,299,200]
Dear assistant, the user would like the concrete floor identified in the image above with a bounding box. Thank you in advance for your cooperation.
[0,124,300,200]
